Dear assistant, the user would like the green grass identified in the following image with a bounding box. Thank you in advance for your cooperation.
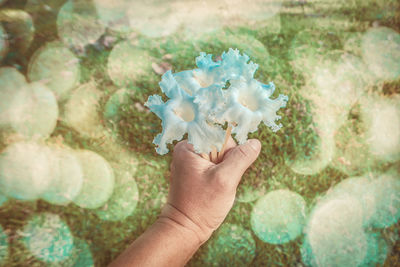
[0,0,399,266]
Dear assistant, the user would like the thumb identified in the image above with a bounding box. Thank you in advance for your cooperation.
[216,139,261,181]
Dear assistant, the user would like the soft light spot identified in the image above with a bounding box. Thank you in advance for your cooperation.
[0,142,53,200]
[95,168,139,222]
[28,42,80,99]
[200,223,255,266]
[251,189,307,244]
[41,147,83,206]
[63,81,104,139]
[22,213,74,263]
[362,26,400,82]
[73,150,115,209]
[306,197,367,267]
[57,0,104,50]
[107,41,152,87]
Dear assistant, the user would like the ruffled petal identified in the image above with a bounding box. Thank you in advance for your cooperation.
[173,70,201,96]
[194,52,226,88]
[221,48,259,81]
[195,52,220,70]
[145,96,189,155]
[261,94,289,132]
[159,70,188,99]
[144,94,164,118]
[193,49,260,87]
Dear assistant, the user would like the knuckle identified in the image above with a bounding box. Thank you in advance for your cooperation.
[212,171,234,191]
[215,176,227,189]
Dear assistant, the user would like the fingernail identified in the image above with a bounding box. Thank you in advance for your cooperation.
[247,139,261,152]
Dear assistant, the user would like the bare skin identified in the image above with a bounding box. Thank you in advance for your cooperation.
[109,137,261,267]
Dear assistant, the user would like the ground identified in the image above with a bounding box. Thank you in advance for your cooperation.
[0,0,399,266]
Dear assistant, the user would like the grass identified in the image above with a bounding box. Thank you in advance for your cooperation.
[0,0,399,266]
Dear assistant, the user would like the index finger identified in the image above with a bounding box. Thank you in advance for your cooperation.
[173,140,210,162]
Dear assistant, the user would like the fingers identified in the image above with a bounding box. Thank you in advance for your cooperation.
[174,137,237,164]
[172,140,210,164]
[173,140,196,159]
[213,139,261,188]
[174,140,194,152]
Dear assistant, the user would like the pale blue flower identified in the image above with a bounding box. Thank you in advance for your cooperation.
[145,71,225,155]
[146,49,288,154]
[215,78,288,144]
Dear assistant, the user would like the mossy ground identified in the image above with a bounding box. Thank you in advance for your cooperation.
[0,0,399,266]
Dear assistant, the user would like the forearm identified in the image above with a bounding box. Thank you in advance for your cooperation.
[109,205,211,267]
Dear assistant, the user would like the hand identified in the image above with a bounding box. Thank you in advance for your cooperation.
[160,137,261,244]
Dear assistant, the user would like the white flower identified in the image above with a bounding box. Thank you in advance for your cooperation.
[145,71,225,155]
[215,78,288,144]
[193,49,260,121]
[146,49,288,154]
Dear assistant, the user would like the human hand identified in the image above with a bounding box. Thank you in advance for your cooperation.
[159,137,261,244]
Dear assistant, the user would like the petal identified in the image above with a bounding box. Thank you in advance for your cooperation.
[194,52,226,87]
[173,70,201,96]
[155,120,187,155]
[261,94,288,132]
[221,48,259,81]
[187,119,225,153]
[159,70,188,99]
[216,78,288,143]
[195,52,220,70]
[144,94,164,118]
[146,95,189,155]
[193,84,226,120]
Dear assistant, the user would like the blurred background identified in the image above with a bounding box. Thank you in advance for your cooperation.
[0,0,399,266]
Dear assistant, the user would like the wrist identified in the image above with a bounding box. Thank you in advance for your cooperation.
[159,203,213,245]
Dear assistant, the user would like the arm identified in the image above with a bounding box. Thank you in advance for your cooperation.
[108,215,202,267]
[109,137,261,267]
